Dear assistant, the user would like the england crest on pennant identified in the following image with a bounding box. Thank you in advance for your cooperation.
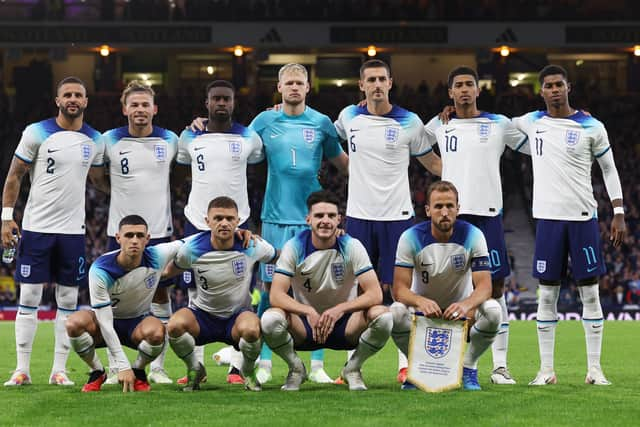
[536,260,547,273]
[302,128,315,144]
[425,327,451,359]
[565,130,580,147]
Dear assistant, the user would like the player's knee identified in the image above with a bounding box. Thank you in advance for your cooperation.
[366,305,389,322]
[260,309,287,335]
[166,317,185,338]
[19,283,44,307]
[64,312,87,337]
[146,325,166,346]
[239,320,261,342]
[390,302,410,331]
[55,284,78,311]
[369,311,393,335]
[481,299,502,330]
[538,284,560,305]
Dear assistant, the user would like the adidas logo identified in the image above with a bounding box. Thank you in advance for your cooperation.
[260,28,282,43]
[495,27,518,43]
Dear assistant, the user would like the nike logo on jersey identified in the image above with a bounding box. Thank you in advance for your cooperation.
[196,268,209,274]
[194,146,206,151]
[420,262,433,267]
[536,129,547,134]
[586,266,599,273]
[119,150,132,155]
[47,148,61,153]
[350,128,360,132]
[301,270,312,276]
[270,133,281,138]
[445,128,456,134]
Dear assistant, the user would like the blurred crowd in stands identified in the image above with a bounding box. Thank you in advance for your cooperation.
[1,0,638,22]
[0,69,638,313]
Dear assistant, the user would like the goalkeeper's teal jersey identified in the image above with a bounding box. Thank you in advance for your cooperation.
[250,107,344,225]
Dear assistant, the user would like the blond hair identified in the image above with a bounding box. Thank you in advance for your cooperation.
[120,80,155,106]
[278,63,308,82]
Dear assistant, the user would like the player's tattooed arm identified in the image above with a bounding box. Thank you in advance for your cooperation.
[1,156,30,246]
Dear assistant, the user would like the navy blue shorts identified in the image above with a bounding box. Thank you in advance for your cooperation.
[15,230,87,286]
[533,218,605,281]
[96,314,147,350]
[190,306,250,347]
[178,219,248,290]
[346,217,414,285]
[297,312,354,351]
[108,236,174,288]
[458,214,510,281]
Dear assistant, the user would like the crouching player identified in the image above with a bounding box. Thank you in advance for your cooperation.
[65,215,183,392]
[261,190,393,391]
[390,181,501,390]
[165,197,277,392]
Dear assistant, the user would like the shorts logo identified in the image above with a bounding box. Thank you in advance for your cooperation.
[451,254,465,271]
[20,264,31,278]
[81,144,92,163]
[145,273,157,289]
[154,144,167,161]
[384,126,400,143]
[302,128,315,144]
[425,327,451,359]
[331,262,345,282]
[478,123,491,139]
[232,258,246,278]
[565,130,580,146]
[536,260,547,274]
[229,140,242,158]
[183,271,192,284]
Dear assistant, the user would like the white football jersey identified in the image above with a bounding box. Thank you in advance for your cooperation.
[89,240,183,319]
[14,118,103,234]
[275,230,374,314]
[175,232,276,317]
[335,105,432,220]
[395,220,490,309]
[103,126,178,238]
[512,111,611,221]
[424,113,527,216]
[177,123,264,230]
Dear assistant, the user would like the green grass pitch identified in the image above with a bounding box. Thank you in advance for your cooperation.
[1,321,639,427]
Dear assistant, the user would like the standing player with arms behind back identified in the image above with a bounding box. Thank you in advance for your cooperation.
[424,66,528,384]
[334,59,441,382]
[512,65,626,386]
[1,77,107,386]
[101,80,179,384]
[249,63,349,384]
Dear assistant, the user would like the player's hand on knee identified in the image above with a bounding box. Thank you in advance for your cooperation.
[306,311,322,342]
[118,369,136,392]
[188,117,207,132]
[1,220,20,247]
[416,297,442,318]
[438,105,456,124]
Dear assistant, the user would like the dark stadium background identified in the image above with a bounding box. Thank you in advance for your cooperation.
[0,0,638,318]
